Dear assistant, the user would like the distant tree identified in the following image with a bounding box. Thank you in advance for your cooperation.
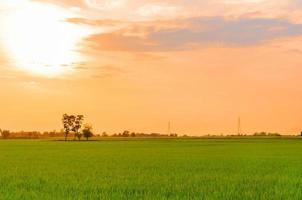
[62,114,76,141]
[82,124,93,141]
[130,132,136,137]
[267,132,281,137]
[122,130,130,137]
[1,130,10,139]
[253,132,267,136]
[169,133,178,137]
[102,132,108,137]
[73,115,84,140]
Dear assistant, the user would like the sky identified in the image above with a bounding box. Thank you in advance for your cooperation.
[0,0,302,135]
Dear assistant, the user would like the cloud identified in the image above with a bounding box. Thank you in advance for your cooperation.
[85,33,157,52]
[65,18,124,27]
[286,49,302,54]
[84,0,125,10]
[90,64,128,79]
[83,17,302,52]
[33,0,300,22]
[135,3,180,19]
[32,0,85,8]
[152,17,302,45]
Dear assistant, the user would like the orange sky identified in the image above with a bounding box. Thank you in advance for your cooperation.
[1,0,302,135]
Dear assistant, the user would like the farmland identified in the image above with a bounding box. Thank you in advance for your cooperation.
[0,138,302,199]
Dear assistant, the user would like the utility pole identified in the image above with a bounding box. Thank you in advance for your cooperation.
[237,117,241,136]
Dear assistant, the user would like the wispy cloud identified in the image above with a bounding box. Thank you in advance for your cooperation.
[80,17,302,52]
[36,0,298,21]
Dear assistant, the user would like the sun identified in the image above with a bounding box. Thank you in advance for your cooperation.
[2,2,87,77]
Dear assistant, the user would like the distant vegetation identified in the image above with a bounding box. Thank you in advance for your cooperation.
[0,114,299,139]
[0,130,296,140]
[253,132,281,136]
[0,114,180,140]
[0,129,10,139]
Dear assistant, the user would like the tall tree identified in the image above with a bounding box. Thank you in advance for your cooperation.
[62,114,76,141]
[73,115,84,140]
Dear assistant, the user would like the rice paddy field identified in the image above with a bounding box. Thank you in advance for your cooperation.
[1,138,302,199]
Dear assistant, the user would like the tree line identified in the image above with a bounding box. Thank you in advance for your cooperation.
[0,113,180,140]
[0,129,180,139]
[0,114,293,139]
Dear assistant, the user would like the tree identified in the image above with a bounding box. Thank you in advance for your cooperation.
[62,114,76,141]
[73,115,84,140]
[62,114,84,141]
[1,130,10,139]
[122,130,130,137]
[82,124,93,141]
[102,132,108,137]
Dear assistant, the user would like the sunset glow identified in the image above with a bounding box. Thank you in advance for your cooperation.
[0,0,302,135]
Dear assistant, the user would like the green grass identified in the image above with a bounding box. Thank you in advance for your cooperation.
[1,138,302,199]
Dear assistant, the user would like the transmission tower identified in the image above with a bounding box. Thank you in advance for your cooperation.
[237,117,241,135]
[168,121,171,135]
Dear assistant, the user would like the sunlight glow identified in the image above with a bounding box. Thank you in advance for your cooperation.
[2,2,88,77]
[85,0,124,10]
[0,0,28,7]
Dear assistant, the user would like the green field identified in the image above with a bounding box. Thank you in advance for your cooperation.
[1,138,302,199]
